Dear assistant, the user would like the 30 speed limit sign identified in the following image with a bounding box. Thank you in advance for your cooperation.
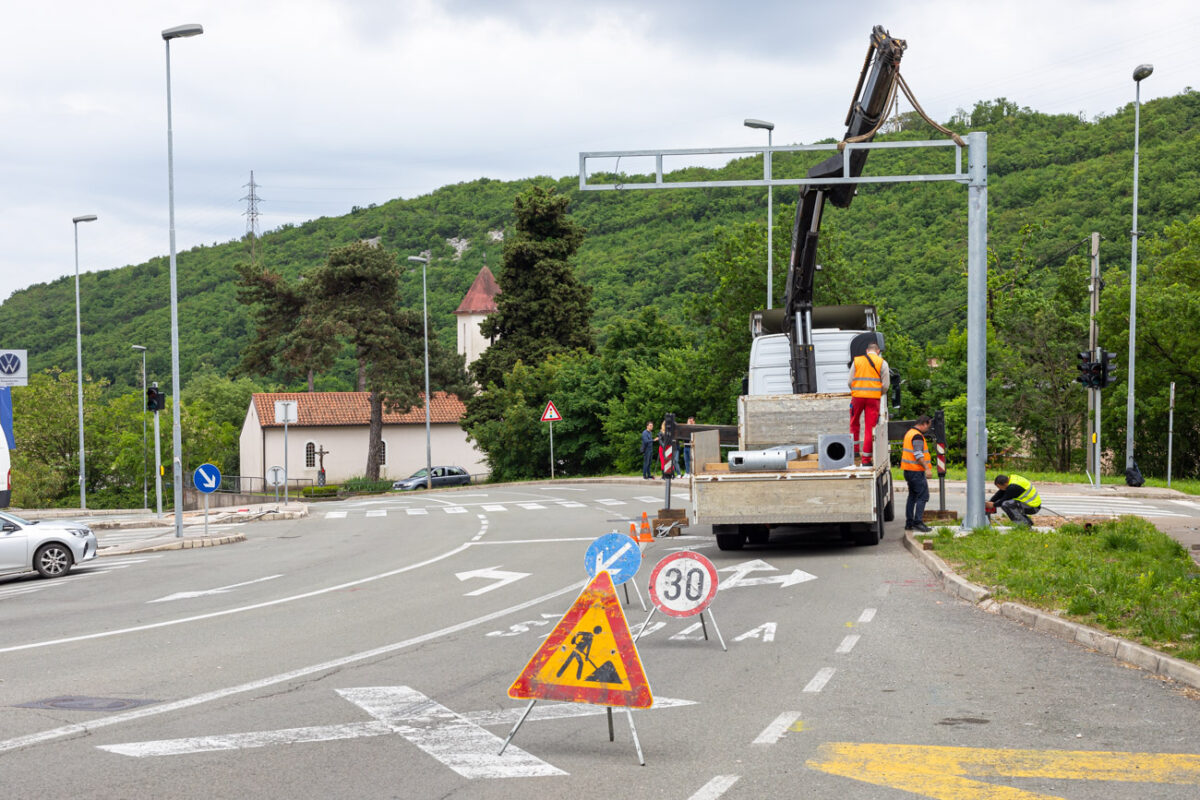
[648,551,719,618]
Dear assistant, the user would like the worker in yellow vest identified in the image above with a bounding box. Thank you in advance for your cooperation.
[988,474,1042,527]
[901,415,933,532]
[847,342,889,466]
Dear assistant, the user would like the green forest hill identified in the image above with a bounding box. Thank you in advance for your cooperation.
[3,92,1200,496]
[4,93,1196,394]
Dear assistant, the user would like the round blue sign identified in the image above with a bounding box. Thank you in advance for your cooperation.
[584,532,642,586]
[193,463,222,494]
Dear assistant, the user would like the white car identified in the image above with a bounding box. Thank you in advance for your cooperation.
[0,510,98,579]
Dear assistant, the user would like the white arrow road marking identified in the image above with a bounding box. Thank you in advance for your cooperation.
[97,687,697,778]
[148,575,283,603]
[717,560,815,590]
[455,566,530,596]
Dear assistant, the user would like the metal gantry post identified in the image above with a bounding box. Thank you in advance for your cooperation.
[963,131,989,530]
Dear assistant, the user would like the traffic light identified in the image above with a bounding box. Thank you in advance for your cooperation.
[146,387,164,412]
[1099,351,1118,388]
[1076,352,1094,388]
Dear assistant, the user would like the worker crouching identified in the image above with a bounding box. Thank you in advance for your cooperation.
[988,474,1042,527]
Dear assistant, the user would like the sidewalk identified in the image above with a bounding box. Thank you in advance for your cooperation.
[16,502,309,556]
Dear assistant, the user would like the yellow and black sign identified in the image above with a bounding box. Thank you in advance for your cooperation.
[508,570,652,708]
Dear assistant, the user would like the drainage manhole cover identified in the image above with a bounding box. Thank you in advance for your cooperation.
[15,696,159,712]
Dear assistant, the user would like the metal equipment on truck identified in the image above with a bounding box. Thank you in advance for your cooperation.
[690,25,907,549]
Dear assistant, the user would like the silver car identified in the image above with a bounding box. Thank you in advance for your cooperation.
[0,510,98,579]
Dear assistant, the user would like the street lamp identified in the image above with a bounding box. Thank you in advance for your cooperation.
[72,214,97,510]
[162,22,203,537]
[407,255,433,491]
[745,118,775,309]
[131,345,148,510]
[1125,63,1153,482]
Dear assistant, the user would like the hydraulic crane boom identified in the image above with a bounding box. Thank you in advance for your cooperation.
[783,25,906,393]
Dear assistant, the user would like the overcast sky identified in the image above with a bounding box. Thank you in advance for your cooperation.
[2,0,1197,303]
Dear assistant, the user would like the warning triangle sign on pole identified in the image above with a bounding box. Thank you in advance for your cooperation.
[508,571,652,708]
[540,400,562,423]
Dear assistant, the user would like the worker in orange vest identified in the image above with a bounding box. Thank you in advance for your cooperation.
[902,415,934,533]
[848,342,889,466]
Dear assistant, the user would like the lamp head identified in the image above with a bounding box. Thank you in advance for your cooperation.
[1133,64,1154,82]
[131,345,147,352]
[72,214,98,224]
[162,23,204,41]
[407,255,429,264]
[743,118,775,131]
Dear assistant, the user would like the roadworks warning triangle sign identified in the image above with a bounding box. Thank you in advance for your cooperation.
[508,571,653,708]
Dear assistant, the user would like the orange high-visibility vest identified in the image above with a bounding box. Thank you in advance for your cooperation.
[902,427,930,472]
[850,353,884,399]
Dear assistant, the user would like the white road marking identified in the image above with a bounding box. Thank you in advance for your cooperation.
[516,503,546,510]
[688,775,740,799]
[733,623,776,642]
[669,622,704,641]
[365,510,387,518]
[0,576,586,754]
[1170,499,1200,510]
[406,508,429,516]
[462,695,695,726]
[632,620,667,639]
[325,511,347,519]
[718,560,816,590]
[148,575,283,603]
[803,667,836,693]
[858,608,877,623]
[634,496,663,503]
[753,711,802,744]
[100,686,565,779]
[595,499,626,506]
[485,614,561,637]
[482,504,507,512]
[555,501,586,508]
[455,566,530,596]
[836,634,860,654]
[443,507,468,514]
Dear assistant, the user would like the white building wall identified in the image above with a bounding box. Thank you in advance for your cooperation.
[457,311,491,368]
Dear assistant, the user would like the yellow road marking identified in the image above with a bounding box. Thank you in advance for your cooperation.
[808,742,1200,800]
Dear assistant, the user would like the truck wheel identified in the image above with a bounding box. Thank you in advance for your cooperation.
[856,484,885,546]
[714,524,744,551]
[882,474,895,522]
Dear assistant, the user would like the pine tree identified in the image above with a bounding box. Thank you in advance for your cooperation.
[471,185,594,389]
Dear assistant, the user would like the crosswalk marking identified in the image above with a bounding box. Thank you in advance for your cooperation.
[516,503,545,510]
[444,507,468,514]
[482,504,507,512]
[325,511,347,519]
[365,510,387,518]
[555,501,586,508]
[595,498,625,506]
[405,508,428,516]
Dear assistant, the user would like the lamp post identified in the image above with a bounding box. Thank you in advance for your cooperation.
[132,345,148,510]
[744,118,775,309]
[407,255,433,490]
[1125,63,1153,480]
[162,22,203,537]
[72,214,97,509]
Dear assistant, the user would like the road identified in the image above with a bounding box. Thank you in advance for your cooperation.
[2,481,1199,799]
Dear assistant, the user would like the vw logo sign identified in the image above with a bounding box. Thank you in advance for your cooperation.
[0,353,21,375]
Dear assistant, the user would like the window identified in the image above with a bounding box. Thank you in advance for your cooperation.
[305,442,316,468]
[379,441,387,466]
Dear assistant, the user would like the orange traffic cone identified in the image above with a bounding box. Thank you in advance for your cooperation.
[639,512,653,543]
[629,522,639,540]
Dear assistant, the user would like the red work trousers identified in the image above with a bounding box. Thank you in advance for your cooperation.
[849,396,880,463]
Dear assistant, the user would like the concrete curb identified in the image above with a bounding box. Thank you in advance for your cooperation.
[126,533,249,553]
[902,530,1200,692]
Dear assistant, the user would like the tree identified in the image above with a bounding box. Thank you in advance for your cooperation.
[471,185,594,389]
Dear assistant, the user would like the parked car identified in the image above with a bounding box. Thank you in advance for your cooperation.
[392,466,471,491]
[0,511,98,579]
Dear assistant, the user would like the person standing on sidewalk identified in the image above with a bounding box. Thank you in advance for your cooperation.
[848,342,889,466]
[988,474,1042,527]
[902,415,934,533]
[640,421,655,479]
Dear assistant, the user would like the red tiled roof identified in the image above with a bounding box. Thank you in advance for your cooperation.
[251,392,465,428]
[454,266,499,315]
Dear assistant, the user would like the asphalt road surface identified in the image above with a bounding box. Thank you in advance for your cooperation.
[2,481,1199,799]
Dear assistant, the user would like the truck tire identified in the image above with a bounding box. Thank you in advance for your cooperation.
[882,474,895,522]
[855,483,885,546]
[714,524,744,551]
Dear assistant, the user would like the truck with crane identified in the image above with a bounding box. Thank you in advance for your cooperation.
[688,25,907,549]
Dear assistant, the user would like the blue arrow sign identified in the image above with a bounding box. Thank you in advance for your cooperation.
[584,532,642,586]
[193,463,222,495]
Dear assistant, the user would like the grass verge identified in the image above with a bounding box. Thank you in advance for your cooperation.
[922,516,1200,664]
